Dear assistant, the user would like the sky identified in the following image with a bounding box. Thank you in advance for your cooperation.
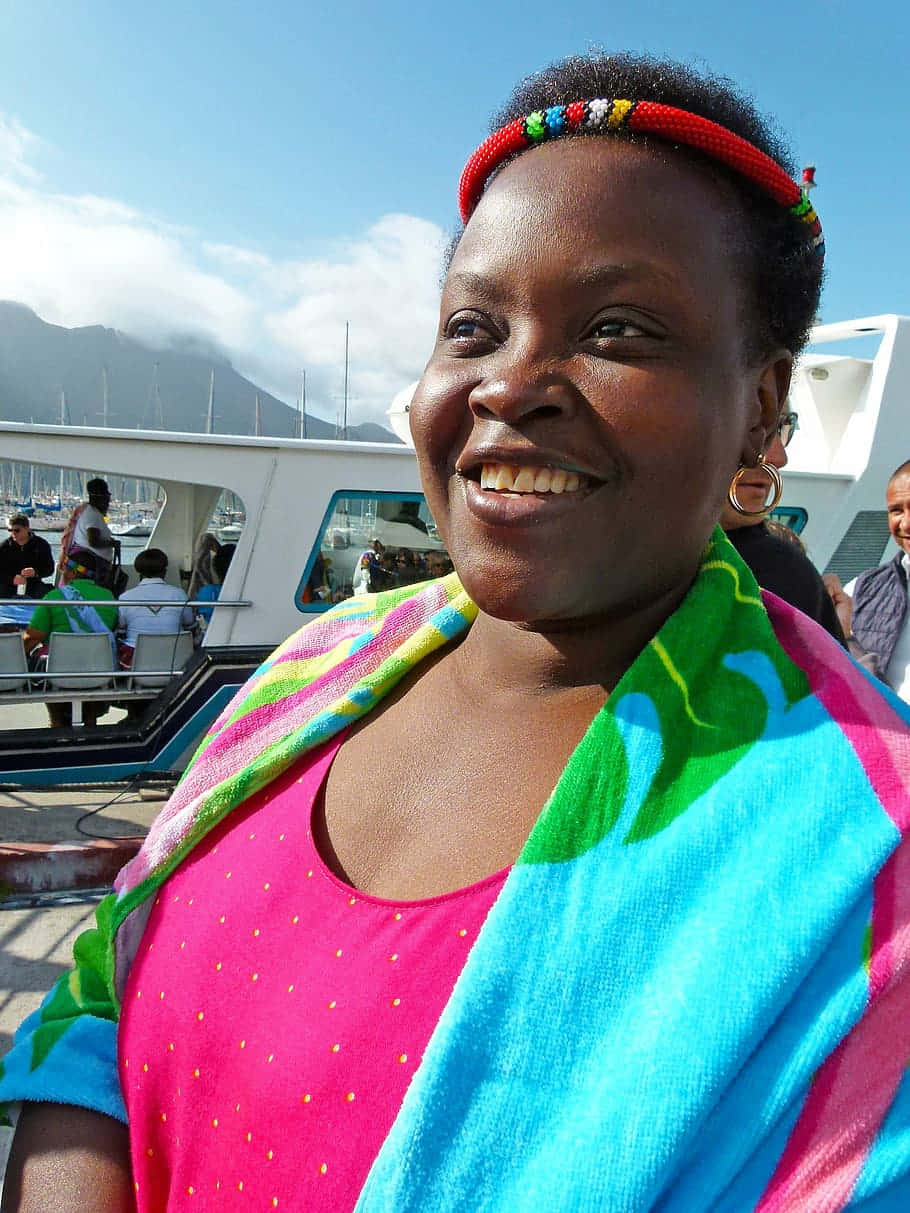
[0,0,907,431]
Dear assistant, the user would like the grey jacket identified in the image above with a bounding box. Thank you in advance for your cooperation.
[852,552,908,681]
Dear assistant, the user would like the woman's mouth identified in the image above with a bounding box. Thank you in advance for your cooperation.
[478,463,585,494]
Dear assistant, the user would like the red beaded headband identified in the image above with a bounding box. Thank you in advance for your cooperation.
[458,98,823,256]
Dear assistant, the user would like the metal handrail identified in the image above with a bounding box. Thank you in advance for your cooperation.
[0,598,251,608]
[1,669,184,683]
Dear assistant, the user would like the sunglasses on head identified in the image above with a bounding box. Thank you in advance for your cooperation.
[774,411,799,448]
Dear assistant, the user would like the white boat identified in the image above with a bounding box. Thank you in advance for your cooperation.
[111,522,154,538]
[0,423,434,784]
[0,312,907,786]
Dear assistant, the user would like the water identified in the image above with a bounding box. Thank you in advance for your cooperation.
[34,531,148,569]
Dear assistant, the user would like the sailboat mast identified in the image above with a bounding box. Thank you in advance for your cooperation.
[342,322,349,440]
[301,370,307,439]
[59,389,68,502]
[206,368,216,434]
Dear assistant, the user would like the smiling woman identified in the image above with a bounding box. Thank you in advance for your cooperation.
[2,52,910,1213]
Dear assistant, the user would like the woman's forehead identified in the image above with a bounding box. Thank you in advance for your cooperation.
[446,138,738,301]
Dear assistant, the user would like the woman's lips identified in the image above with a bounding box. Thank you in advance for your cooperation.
[458,469,596,529]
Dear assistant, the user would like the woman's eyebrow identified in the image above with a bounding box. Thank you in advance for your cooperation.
[573,262,684,292]
[446,262,684,299]
[444,270,501,299]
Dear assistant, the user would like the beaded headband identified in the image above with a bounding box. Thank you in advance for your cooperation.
[458,98,823,257]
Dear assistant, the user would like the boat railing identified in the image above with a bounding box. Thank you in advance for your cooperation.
[0,599,253,609]
[0,668,193,726]
[0,600,246,727]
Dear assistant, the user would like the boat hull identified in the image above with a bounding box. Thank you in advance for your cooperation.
[0,646,269,786]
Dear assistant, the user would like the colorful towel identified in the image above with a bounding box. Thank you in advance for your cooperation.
[54,502,85,585]
[3,528,910,1211]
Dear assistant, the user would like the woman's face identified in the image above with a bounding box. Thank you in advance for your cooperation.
[411,138,787,624]
[721,429,789,532]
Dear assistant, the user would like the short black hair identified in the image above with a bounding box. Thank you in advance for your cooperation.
[8,513,30,529]
[451,52,823,359]
[134,548,168,579]
[213,543,235,583]
[87,477,110,496]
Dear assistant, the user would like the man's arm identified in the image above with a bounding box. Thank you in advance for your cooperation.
[85,528,117,553]
[1,1103,133,1213]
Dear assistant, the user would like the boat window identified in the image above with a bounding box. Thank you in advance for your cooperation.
[769,505,808,534]
[295,492,452,612]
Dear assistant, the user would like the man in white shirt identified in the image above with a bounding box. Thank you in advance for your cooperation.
[71,478,120,568]
[117,548,195,661]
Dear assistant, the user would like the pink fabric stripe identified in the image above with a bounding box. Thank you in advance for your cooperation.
[755,838,910,1211]
[764,593,910,831]
[197,590,449,766]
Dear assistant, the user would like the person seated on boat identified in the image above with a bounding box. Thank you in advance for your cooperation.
[195,543,235,624]
[5,52,910,1213]
[21,550,117,728]
[394,546,423,586]
[425,551,453,579]
[116,548,196,669]
[59,477,121,592]
[351,537,385,595]
[302,550,337,603]
[824,459,910,701]
[0,513,54,600]
[186,532,222,601]
[720,413,847,645]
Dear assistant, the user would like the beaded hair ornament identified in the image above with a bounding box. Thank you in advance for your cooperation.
[458,99,823,257]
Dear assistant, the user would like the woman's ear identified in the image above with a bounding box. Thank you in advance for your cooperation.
[744,349,793,461]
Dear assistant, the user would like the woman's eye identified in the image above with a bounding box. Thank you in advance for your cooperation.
[452,319,483,338]
[444,313,497,348]
[588,318,647,340]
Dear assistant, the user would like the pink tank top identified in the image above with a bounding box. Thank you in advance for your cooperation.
[120,735,508,1211]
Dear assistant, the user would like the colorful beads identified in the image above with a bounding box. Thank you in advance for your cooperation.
[456,97,824,259]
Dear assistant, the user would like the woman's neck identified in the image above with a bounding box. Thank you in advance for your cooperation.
[455,576,692,698]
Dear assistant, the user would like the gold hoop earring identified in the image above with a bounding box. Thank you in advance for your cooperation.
[727,456,783,518]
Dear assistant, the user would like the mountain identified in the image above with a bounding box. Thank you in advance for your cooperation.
[0,301,400,443]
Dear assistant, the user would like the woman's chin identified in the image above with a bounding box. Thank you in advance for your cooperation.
[454,559,587,626]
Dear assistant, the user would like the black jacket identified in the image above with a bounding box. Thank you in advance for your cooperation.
[726,522,847,646]
[0,532,55,598]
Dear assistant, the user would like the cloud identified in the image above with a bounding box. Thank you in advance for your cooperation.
[0,116,43,182]
[0,115,447,428]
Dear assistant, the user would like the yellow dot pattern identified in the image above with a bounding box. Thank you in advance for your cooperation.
[118,736,508,1209]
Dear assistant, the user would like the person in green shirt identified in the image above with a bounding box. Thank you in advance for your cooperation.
[23,552,117,726]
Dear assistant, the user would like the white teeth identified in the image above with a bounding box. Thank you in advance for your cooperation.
[479,463,585,494]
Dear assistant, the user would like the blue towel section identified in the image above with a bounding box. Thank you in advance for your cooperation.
[0,1001,125,1124]
[357,681,900,1210]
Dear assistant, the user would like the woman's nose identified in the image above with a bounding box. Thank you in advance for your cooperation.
[468,352,575,426]
[764,431,789,470]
